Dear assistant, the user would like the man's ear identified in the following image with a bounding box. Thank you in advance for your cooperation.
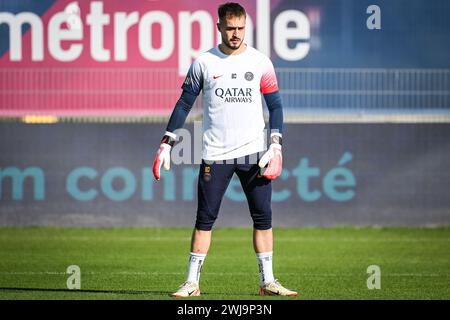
[216,23,221,32]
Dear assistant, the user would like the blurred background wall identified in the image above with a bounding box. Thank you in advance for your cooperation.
[1,0,449,226]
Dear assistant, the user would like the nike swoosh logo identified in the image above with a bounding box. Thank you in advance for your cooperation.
[188,290,195,296]
[213,75,223,79]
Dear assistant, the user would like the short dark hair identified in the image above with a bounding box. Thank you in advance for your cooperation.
[218,2,246,23]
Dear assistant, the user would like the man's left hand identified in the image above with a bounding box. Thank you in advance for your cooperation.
[258,143,282,180]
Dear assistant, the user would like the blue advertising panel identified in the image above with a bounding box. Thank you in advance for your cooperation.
[1,123,449,227]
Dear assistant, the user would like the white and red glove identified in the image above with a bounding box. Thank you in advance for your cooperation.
[258,135,283,180]
[152,133,176,181]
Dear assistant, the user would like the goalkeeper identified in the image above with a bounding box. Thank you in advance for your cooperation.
[152,2,297,298]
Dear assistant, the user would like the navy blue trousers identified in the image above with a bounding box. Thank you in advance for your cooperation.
[195,154,272,231]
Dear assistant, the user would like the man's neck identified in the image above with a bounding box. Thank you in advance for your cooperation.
[218,43,247,56]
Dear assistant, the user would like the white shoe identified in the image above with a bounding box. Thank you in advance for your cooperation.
[171,281,201,298]
[259,279,298,296]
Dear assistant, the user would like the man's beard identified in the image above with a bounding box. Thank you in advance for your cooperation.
[223,36,242,50]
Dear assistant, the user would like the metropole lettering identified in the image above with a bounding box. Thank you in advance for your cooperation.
[0,0,311,75]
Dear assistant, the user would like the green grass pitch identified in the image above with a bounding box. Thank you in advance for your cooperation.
[0,227,449,300]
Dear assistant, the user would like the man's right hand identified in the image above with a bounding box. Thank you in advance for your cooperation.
[152,134,176,181]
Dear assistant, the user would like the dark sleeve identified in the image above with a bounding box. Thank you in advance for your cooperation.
[263,91,284,135]
[165,90,198,133]
[181,59,203,95]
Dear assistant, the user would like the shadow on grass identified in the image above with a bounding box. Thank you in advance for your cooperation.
[0,287,263,298]
[0,287,169,296]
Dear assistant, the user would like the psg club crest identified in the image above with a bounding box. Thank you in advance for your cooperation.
[244,72,254,81]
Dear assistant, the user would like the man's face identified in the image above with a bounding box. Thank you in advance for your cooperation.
[218,15,246,51]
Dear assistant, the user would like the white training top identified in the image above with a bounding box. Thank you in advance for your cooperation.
[181,45,279,161]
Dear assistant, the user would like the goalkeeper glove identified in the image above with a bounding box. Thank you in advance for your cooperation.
[152,133,176,181]
[258,134,283,180]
